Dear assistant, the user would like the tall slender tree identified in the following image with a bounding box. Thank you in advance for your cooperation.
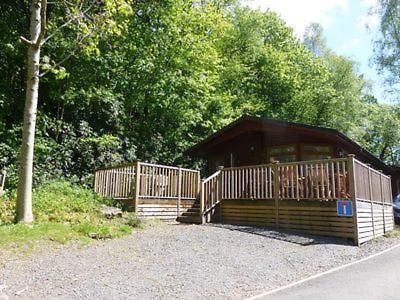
[16,0,131,223]
[17,0,46,223]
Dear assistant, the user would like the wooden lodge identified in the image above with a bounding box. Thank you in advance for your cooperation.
[93,116,397,245]
[187,116,400,196]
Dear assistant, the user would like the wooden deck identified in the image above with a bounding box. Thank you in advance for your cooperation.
[93,155,394,245]
[94,162,200,220]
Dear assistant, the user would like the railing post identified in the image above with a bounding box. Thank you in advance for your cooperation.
[218,167,224,222]
[92,169,97,194]
[347,154,359,245]
[134,161,141,213]
[272,161,280,228]
[388,175,394,231]
[200,179,205,224]
[177,167,182,218]
[367,166,375,238]
[379,172,386,233]
[0,170,6,196]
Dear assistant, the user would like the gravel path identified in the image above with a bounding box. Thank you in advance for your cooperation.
[1,222,399,299]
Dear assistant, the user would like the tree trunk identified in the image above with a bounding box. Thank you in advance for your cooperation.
[16,0,42,223]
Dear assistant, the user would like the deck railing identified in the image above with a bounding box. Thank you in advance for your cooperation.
[94,164,136,199]
[138,162,200,200]
[94,156,393,232]
[200,155,393,222]
[218,157,350,201]
[93,162,200,211]
[353,159,392,204]
[0,170,5,196]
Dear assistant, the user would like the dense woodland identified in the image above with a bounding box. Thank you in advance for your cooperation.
[1,0,399,188]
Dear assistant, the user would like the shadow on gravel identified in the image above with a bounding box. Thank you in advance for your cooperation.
[207,223,353,246]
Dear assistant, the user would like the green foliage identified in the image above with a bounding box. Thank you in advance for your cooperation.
[374,0,400,96]
[0,180,143,246]
[72,222,132,240]
[350,104,400,164]
[32,181,105,223]
[0,191,16,225]
[0,0,398,189]
[0,223,81,245]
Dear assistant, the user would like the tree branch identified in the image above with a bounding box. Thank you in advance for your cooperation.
[41,5,94,46]
[39,30,94,77]
[35,0,47,47]
[41,18,75,46]
[20,36,35,45]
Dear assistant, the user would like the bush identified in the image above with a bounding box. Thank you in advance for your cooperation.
[0,190,16,225]
[33,180,101,223]
[124,212,143,228]
[0,180,139,246]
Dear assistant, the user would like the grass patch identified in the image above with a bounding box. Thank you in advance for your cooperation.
[385,224,400,238]
[0,180,143,248]
[0,223,83,245]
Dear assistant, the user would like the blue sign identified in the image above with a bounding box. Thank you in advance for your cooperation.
[337,200,353,217]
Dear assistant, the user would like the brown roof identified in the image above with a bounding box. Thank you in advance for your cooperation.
[186,115,396,174]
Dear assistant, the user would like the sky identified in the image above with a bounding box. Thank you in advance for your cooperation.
[241,0,391,103]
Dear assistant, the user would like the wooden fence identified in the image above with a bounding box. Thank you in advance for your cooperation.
[218,158,349,201]
[0,170,5,196]
[94,156,394,244]
[94,162,200,219]
[200,155,394,244]
[353,159,394,243]
[94,164,136,199]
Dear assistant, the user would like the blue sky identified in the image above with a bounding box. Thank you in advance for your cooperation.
[241,0,392,103]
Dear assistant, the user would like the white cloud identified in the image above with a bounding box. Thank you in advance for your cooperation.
[241,0,350,36]
[357,13,380,30]
[358,0,380,31]
[337,38,362,53]
[360,0,379,8]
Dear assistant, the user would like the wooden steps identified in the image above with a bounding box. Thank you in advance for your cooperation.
[176,200,202,224]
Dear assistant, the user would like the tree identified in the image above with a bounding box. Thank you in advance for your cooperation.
[16,0,131,223]
[303,22,327,57]
[0,0,388,201]
[302,23,365,133]
[17,0,46,223]
[374,0,400,97]
[351,104,400,165]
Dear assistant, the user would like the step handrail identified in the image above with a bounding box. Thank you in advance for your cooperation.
[200,170,222,223]
[203,170,221,182]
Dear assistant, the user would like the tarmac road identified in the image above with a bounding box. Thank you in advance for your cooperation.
[264,244,400,300]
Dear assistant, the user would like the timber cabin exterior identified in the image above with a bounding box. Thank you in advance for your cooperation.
[187,116,400,197]
[93,116,396,245]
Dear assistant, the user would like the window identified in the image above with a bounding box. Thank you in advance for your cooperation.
[268,145,297,163]
[269,145,296,155]
[302,145,331,153]
[301,144,333,161]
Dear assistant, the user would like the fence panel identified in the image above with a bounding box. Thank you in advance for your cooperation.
[221,165,273,200]
[138,163,199,200]
[94,164,136,199]
[94,162,200,201]
[277,159,349,200]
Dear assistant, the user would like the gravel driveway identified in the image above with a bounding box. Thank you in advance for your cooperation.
[1,222,399,299]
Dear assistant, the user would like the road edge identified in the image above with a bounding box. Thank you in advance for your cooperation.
[247,242,400,300]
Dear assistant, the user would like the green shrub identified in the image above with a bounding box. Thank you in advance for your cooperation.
[124,213,143,228]
[0,180,139,247]
[0,191,17,225]
[73,222,131,239]
[33,181,99,223]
